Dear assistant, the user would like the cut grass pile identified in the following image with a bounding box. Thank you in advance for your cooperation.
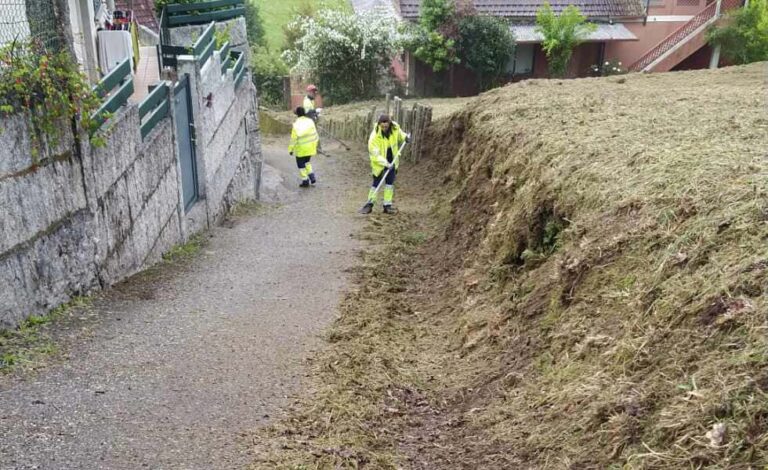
[251,63,768,469]
[407,62,767,469]
[272,96,475,126]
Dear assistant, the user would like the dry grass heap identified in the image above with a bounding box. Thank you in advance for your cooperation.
[414,62,768,468]
[251,63,768,469]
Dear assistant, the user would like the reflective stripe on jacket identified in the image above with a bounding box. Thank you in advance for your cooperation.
[368,121,406,177]
[289,116,319,157]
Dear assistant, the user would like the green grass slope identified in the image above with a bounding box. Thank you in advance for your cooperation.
[252,0,352,51]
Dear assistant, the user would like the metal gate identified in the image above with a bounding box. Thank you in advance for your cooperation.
[174,75,199,211]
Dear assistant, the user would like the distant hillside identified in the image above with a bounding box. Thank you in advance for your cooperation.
[251,0,351,50]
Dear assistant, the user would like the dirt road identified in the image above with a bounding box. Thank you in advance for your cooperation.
[0,138,366,469]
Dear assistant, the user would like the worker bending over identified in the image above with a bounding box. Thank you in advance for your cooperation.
[360,114,409,214]
[288,107,319,188]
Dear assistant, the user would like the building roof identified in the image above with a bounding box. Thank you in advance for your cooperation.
[511,23,637,42]
[350,0,401,16]
[399,0,646,19]
[114,0,159,33]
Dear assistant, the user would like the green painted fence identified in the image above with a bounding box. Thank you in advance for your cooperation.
[138,82,171,139]
[165,0,245,27]
[91,58,134,131]
[193,22,216,67]
[218,41,231,74]
[231,50,246,87]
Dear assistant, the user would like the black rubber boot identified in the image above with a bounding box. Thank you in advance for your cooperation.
[299,180,310,188]
[383,205,397,214]
[359,202,374,214]
[309,173,317,185]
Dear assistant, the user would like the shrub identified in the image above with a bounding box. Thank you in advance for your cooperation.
[590,59,626,76]
[401,0,460,73]
[457,15,516,90]
[706,0,768,65]
[535,3,596,78]
[283,8,402,104]
[245,0,265,47]
[252,46,288,107]
[0,39,101,155]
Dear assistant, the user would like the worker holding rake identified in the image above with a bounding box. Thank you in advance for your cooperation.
[359,114,409,214]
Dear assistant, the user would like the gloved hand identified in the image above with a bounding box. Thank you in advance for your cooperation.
[384,162,393,169]
[405,133,411,143]
[289,151,293,156]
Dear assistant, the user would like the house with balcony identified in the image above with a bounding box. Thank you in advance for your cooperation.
[352,0,745,96]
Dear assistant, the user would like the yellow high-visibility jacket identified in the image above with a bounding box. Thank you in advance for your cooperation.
[288,116,319,157]
[303,96,315,113]
[368,121,406,177]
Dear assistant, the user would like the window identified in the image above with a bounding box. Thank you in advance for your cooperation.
[507,44,534,76]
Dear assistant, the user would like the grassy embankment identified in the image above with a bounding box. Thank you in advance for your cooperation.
[252,63,768,469]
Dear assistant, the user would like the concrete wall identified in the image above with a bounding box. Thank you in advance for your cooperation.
[0,46,261,328]
[168,17,249,62]
[177,43,262,230]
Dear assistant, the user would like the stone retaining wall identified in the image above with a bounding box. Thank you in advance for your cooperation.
[0,47,262,328]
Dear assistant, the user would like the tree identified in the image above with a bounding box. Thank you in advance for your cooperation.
[281,1,317,62]
[401,0,460,72]
[403,27,458,72]
[420,0,456,31]
[251,46,289,106]
[706,0,768,65]
[457,15,516,90]
[535,3,596,78]
[245,1,265,47]
[284,9,403,104]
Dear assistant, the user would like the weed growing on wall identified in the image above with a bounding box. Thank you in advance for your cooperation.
[0,39,102,158]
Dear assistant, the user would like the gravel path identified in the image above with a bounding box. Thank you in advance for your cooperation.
[0,139,366,469]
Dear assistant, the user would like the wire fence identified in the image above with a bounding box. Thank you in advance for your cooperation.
[0,0,65,52]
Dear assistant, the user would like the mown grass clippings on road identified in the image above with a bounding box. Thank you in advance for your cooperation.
[249,185,445,468]
[0,296,92,374]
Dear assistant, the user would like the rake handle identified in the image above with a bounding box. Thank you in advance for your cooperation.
[370,140,408,198]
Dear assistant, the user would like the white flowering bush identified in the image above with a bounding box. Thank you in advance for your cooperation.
[590,59,626,76]
[283,8,404,104]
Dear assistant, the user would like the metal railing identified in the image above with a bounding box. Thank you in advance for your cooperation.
[138,81,171,139]
[629,0,743,72]
[164,0,245,27]
[193,21,215,67]
[230,49,246,87]
[91,57,134,130]
[218,41,231,74]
